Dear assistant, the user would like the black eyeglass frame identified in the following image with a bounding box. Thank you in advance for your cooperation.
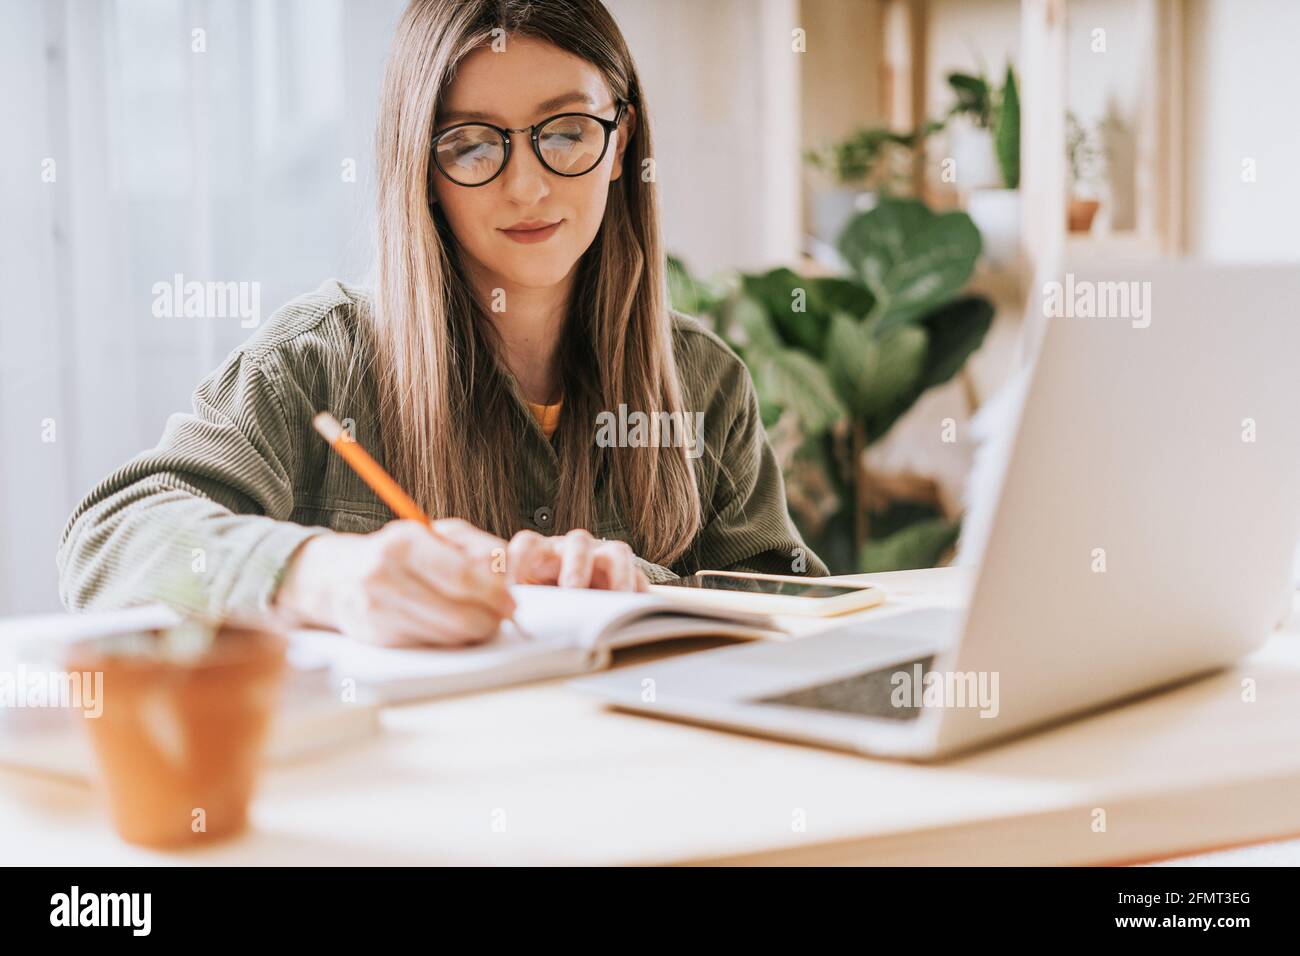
[431,99,630,187]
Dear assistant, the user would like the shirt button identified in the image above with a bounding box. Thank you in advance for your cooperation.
[532,506,554,530]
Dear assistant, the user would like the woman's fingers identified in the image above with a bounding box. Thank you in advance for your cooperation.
[307,518,654,647]
[506,529,558,585]
[506,529,648,592]
[299,519,522,647]
[366,574,505,647]
[558,529,596,588]
[589,539,633,590]
[432,518,509,572]
[387,521,514,617]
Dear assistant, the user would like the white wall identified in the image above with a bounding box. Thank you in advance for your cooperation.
[924,0,1021,123]
[605,0,802,275]
[1183,0,1300,261]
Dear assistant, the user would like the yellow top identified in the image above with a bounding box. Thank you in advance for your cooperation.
[526,397,563,438]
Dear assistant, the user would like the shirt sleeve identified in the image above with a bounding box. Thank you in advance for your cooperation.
[56,348,330,618]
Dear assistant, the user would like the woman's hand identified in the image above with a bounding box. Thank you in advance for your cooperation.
[275,519,515,647]
[505,528,650,592]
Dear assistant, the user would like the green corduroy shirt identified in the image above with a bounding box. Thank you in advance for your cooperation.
[56,280,828,618]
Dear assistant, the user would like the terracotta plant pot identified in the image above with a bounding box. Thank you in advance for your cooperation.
[66,620,287,848]
[1067,197,1101,233]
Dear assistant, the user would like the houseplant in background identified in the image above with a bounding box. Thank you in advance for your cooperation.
[669,197,993,574]
[803,123,938,265]
[1066,111,1104,233]
[944,69,1001,189]
[944,65,1021,269]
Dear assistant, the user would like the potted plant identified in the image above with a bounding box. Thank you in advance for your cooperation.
[945,66,1021,269]
[803,123,936,256]
[944,70,1002,189]
[669,196,994,573]
[1066,111,1103,232]
[65,565,289,848]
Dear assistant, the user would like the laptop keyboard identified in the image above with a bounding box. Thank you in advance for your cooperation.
[755,655,936,721]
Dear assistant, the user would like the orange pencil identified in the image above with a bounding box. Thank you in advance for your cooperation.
[312,412,428,525]
[311,411,521,632]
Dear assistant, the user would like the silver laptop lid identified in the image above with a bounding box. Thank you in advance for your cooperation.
[933,262,1300,754]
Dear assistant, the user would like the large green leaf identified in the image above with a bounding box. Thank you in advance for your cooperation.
[750,346,847,435]
[837,198,982,329]
[996,65,1020,189]
[741,268,828,353]
[825,313,927,419]
[839,198,932,295]
[823,312,877,416]
[666,254,696,313]
[808,276,875,321]
[851,296,993,442]
[725,294,781,352]
[859,517,961,572]
[916,295,994,390]
[667,254,731,320]
[866,324,928,416]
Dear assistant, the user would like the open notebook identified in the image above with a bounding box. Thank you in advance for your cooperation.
[294,584,788,704]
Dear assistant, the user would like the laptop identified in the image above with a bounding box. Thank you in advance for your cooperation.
[570,263,1300,760]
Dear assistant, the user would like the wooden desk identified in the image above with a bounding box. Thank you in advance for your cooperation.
[4,567,1300,865]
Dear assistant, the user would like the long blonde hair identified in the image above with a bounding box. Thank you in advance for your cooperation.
[369,0,701,564]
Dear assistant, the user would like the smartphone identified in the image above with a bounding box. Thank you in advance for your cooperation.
[653,570,884,617]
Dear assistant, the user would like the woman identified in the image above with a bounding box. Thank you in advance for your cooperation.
[57,0,827,647]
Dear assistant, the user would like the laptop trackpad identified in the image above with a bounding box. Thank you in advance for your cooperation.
[743,608,960,721]
[755,655,936,721]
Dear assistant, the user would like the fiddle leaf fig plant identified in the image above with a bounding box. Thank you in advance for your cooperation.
[669,196,994,574]
[838,199,983,330]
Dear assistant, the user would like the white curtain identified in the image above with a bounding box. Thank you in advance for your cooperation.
[0,0,406,614]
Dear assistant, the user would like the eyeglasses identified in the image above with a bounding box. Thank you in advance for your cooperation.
[432,100,629,187]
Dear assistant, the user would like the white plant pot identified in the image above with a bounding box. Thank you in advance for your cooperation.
[967,188,1021,270]
[948,123,1002,190]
